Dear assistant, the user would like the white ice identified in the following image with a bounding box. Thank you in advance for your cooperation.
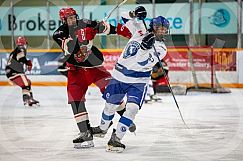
[0,86,243,161]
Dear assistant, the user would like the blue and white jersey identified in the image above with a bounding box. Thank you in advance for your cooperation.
[111,12,167,84]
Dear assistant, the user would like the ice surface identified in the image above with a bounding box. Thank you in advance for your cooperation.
[0,86,243,161]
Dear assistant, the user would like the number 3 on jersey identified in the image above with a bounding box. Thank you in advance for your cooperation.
[123,41,141,59]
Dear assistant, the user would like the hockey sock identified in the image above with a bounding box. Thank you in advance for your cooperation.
[116,108,126,117]
[22,86,31,102]
[71,101,91,132]
[100,102,118,131]
[116,101,126,116]
[116,103,139,139]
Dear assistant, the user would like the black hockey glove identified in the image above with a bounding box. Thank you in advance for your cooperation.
[140,33,155,50]
[135,6,147,20]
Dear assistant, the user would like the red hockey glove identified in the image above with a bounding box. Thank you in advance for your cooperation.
[116,23,132,39]
[26,60,32,71]
[76,27,97,43]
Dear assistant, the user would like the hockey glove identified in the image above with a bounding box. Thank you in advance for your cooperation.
[140,33,155,50]
[26,60,32,71]
[134,6,147,20]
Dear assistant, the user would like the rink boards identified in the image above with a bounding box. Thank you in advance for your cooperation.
[0,48,242,88]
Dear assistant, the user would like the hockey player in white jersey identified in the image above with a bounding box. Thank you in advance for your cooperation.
[94,6,170,152]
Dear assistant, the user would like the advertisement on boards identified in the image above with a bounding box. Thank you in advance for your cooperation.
[0,51,62,75]
[0,49,236,76]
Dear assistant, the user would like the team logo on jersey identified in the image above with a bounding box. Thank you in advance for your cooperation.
[121,126,127,132]
[106,93,110,99]
[209,9,230,27]
[123,41,140,59]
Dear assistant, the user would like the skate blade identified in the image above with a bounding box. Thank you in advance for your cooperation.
[144,101,152,104]
[32,103,40,107]
[74,141,94,149]
[93,134,106,138]
[153,99,162,102]
[106,145,124,153]
[24,103,40,107]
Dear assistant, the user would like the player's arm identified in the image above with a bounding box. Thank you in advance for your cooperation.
[17,47,28,63]
[53,25,74,56]
[94,6,147,39]
[17,47,32,71]
[108,23,132,39]
[53,26,66,48]
[120,6,147,36]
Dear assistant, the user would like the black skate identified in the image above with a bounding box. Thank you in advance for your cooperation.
[23,95,39,107]
[91,121,113,138]
[24,98,40,107]
[29,98,40,106]
[106,130,125,153]
[73,130,94,149]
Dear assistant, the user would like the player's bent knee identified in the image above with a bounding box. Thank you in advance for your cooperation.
[104,102,119,115]
[123,103,139,119]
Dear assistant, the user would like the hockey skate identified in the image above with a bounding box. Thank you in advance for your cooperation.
[29,98,40,106]
[144,96,152,104]
[23,95,40,107]
[73,130,94,149]
[106,130,125,153]
[91,121,113,138]
[151,94,162,102]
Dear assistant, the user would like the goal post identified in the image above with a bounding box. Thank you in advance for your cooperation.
[166,46,231,93]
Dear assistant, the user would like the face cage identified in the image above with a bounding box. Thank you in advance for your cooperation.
[153,25,170,41]
[64,14,79,26]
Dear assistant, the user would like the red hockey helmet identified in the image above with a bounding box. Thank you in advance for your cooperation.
[59,8,66,21]
[16,36,27,46]
[59,7,77,21]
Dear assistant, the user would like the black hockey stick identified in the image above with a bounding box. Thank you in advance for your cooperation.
[142,20,189,129]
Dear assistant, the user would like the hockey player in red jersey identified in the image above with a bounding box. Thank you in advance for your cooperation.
[53,7,133,149]
[5,37,39,107]
[56,8,132,77]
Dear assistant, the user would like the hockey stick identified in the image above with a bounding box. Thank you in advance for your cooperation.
[142,20,189,129]
[103,0,127,21]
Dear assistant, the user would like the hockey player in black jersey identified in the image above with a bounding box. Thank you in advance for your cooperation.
[5,37,39,107]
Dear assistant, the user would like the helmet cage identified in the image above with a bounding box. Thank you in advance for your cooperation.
[149,16,170,40]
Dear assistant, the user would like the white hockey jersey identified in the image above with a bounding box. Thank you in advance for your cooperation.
[111,12,167,84]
